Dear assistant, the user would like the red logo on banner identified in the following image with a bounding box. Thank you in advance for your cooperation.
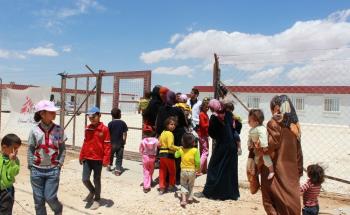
[21,96,34,114]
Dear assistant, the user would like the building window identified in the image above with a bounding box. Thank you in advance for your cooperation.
[291,97,304,111]
[247,96,260,109]
[324,98,340,112]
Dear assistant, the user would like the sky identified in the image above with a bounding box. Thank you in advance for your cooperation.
[0,0,350,93]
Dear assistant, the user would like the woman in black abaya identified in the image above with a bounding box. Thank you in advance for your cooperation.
[202,99,240,200]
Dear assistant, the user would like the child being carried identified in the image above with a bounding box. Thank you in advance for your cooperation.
[248,109,274,180]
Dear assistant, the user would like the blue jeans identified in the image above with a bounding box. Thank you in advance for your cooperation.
[302,205,319,215]
[30,166,62,215]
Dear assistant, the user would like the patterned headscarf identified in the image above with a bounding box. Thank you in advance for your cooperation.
[270,95,301,139]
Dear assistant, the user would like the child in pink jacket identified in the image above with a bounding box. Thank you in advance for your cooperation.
[139,125,159,193]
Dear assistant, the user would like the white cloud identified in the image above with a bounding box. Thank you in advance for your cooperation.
[27,46,59,57]
[62,46,72,52]
[238,67,284,85]
[0,50,9,58]
[140,48,174,64]
[153,66,193,77]
[57,0,105,18]
[169,34,184,44]
[287,48,350,85]
[327,9,350,22]
[0,49,26,59]
[37,0,105,32]
[186,22,197,32]
[141,9,350,85]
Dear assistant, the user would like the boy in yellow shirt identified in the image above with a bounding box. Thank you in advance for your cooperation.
[175,133,200,207]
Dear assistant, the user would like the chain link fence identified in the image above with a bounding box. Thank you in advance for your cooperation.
[197,54,350,195]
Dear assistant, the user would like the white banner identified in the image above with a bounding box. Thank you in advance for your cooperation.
[2,87,51,140]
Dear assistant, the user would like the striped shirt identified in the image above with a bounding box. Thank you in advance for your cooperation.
[300,179,321,207]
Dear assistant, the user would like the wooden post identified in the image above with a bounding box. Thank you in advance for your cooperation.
[113,76,120,108]
[59,74,66,128]
[213,53,220,99]
[95,70,103,108]
[73,77,77,149]
[85,77,89,127]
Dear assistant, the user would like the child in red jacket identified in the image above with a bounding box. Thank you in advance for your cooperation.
[198,99,209,175]
[79,106,111,210]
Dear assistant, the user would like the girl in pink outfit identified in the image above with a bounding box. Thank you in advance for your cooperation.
[139,125,159,193]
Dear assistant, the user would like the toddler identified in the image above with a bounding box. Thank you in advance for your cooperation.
[300,164,325,215]
[248,109,274,180]
[0,134,21,214]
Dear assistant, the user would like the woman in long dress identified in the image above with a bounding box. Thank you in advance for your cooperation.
[202,100,240,200]
[259,95,303,214]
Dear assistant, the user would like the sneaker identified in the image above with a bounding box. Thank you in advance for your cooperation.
[90,201,100,210]
[83,192,94,202]
[158,189,165,195]
[106,165,113,171]
[143,188,151,193]
[168,186,176,192]
[114,170,121,176]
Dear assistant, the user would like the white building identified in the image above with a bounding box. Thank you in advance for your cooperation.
[195,86,350,126]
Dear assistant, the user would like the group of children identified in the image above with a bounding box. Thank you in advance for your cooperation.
[0,98,325,214]
[140,116,200,207]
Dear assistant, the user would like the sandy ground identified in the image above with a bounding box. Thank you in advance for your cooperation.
[2,112,350,195]
[11,146,350,215]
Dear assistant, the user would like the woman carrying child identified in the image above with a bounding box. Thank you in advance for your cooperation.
[256,95,303,214]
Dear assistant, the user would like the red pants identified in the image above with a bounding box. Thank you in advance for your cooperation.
[159,157,176,189]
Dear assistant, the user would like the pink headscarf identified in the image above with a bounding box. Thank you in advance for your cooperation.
[179,94,188,103]
[209,99,225,121]
[209,99,222,112]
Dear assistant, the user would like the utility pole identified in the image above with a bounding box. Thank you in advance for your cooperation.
[58,73,67,128]
[213,53,220,99]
